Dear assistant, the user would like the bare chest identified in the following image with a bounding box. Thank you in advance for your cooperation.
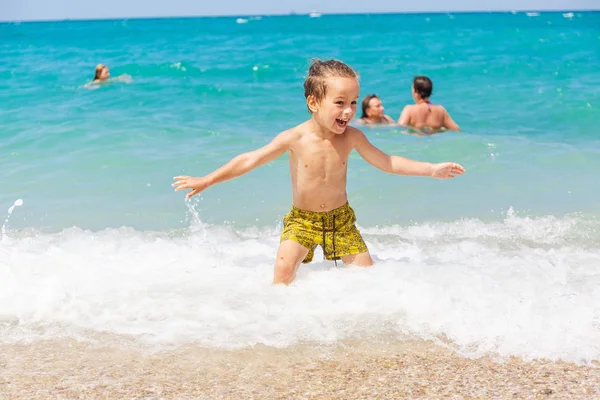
[291,140,351,179]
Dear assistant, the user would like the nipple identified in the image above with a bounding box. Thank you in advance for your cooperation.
[320,204,326,208]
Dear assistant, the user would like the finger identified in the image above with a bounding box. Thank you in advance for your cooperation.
[186,189,199,199]
[173,176,190,181]
[174,183,188,191]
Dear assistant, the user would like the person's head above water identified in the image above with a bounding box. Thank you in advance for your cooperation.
[303,59,360,134]
[360,94,385,120]
[412,76,433,102]
[94,64,110,81]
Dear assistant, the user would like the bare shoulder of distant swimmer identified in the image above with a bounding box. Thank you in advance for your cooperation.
[435,105,461,132]
[397,104,414,126]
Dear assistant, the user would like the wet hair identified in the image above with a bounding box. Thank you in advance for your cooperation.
[413,76,433,99]
[303,59,359,113]
[94,64,107,80]
[360,94,380,119]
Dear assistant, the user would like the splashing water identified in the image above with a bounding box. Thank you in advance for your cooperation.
[1,199,23,241]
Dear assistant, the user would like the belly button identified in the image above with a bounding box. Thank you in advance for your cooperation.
[320,204,325,208]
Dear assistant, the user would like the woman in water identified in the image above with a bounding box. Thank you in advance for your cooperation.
[398,76,460,132]
[357,94,396,125]
[87,64,131,87]
[92,64,111,84]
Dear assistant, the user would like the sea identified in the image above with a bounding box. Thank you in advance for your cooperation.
[1,11,599,364]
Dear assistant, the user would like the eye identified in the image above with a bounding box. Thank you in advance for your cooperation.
[351,101,357,105]
[335,101,344,105]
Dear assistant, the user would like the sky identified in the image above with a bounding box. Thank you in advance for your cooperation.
[1,0,598,21]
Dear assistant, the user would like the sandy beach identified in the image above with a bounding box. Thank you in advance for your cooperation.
[1,338,598,399]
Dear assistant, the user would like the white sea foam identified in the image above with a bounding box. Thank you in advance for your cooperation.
[0,210,599,363]
[170,62,187,72]
[1,199,23,241]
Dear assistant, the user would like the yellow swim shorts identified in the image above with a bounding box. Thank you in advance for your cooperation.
[280,202,368,264]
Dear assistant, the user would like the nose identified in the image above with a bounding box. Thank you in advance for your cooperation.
[343,105,353,115]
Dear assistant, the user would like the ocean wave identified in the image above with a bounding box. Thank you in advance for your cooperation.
[1,211,599,363]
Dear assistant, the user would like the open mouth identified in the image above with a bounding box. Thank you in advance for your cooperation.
[336,118,348,128]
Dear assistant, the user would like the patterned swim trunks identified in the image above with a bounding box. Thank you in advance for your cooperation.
[280,202,368,264]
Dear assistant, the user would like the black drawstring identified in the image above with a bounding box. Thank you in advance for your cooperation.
[332,215,337,266]
[322,215,338,266]
[322,217,326,262]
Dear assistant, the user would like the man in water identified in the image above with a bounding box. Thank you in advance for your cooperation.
[173,60,465,285]
[356,94,396,125]
[398,76,460,133]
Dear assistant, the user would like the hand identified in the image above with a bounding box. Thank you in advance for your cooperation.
[117,74,133,83]
[431,162,465,179]
[172,176,211,199]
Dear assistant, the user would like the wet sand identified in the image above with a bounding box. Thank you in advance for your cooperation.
[1,339,598,399]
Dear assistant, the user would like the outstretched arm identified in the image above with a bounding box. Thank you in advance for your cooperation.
[352,129,465,178]
[173,131,290,198]
[442,107,460,131]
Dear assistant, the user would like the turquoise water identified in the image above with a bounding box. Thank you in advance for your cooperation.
[2,11,599,230]
[1,12,600,362]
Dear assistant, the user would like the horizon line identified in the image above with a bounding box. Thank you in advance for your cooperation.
[1,8,598,24]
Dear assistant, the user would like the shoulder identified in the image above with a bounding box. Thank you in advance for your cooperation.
[400,104,414,116]
[345,126,368,145]
[274,122,309,144]
[433,104,448,113]
[398,105,413,124]
[274,128,297,143]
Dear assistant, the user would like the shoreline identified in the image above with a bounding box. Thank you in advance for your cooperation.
[1,339,598,399]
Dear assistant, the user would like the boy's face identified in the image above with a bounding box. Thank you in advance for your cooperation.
[310,76,359,134]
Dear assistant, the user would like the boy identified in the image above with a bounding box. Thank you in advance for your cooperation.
[398,76,461,132]
[173,60,465,284]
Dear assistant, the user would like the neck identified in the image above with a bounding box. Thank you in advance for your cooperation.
[416,98,430,104]
[309,118,337,140]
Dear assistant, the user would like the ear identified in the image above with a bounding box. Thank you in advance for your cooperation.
[307,95,319,113]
